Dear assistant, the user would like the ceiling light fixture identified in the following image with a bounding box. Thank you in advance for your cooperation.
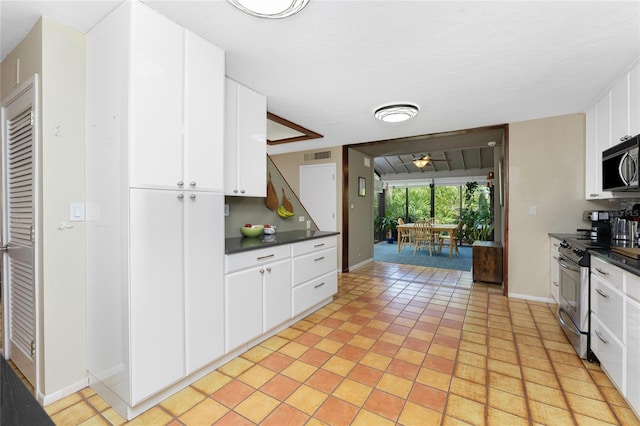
[413,158,429,168]
[227,0,310,19]
[374,104,419,123]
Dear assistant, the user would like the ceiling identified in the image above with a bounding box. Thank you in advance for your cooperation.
[1,1,639,183]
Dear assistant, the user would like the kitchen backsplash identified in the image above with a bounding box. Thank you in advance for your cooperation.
[225,156,319,238]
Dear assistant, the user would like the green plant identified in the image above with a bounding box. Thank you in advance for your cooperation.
[376,216,398,239]
[460,182,494,243]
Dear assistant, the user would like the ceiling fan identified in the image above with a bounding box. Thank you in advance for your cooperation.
[402,154,451,169]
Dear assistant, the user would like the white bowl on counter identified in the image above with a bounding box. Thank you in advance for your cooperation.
[264,226,276,235]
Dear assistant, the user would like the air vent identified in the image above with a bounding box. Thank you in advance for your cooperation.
[304,151,331,161]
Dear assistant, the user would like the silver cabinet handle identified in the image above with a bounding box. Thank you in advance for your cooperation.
[314,243,325,248]
[314,282,325,289]
[0,245,9,252]
[240,189,245,194]
[189,181,196,187]
[233,189,238,193]
[595,267,609,275]
[589,193,599,197]
[177,193,184,199]
[553,281,559,287]
[266,267,271,272]
[257,254,275,260]
[314,256,325,262]
[595,288,609,299]
[177,181,184,187]
[595,330,609,344]
[189,194,196,200]
[259,268,265,274]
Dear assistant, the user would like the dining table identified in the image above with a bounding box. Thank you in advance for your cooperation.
[396,222,459,253]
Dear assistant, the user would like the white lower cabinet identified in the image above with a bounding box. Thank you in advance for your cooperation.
[293,272,338,316]
[591,314,625,392]
[627,297,640,417]
[129,189,185,403]
[549,237,560,302]
[224,245,291,351]
[224,235,338,352]
[590,254,640,419]
[292,236,338,316]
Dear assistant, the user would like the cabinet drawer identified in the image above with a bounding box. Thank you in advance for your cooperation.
[591,275,625,341]
[225,245,290,273]
[590,315,625,393]
[591,256,623,291]
[292,271,337,316]
[291,236,337,257]
[292,247,337,286]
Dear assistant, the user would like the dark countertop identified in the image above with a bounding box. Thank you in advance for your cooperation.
[549,232,640,276]
[548,233,584,240]
[225,230,340,254]
[590,249,640,277]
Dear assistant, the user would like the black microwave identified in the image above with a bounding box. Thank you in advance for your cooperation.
[603,135,640,191]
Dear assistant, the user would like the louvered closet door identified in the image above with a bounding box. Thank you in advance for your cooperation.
[2,84,36,387]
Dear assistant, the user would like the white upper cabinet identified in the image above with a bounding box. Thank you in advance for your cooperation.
[224,78,267,197]
[585,59,639,200]
[630,62,640,137]
[184,32,225,192]
[129,5,224,191]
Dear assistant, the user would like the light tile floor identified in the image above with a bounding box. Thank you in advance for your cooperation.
[44,262,640,425]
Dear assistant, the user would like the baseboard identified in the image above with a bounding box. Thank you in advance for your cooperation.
[508,292,556,304]
[348,257,373,271]
[39,377,89,406]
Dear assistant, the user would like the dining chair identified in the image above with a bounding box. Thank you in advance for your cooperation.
[413,219,436,255]
[438,221,463,257]
[397,218,413,250]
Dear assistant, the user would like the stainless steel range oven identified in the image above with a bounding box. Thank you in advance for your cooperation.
[557,238,596,360]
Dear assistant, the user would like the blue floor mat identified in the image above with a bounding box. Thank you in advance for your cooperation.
[374,241,472,271]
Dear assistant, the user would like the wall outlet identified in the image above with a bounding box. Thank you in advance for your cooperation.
[224,204,229,216]
[298,216,305,222]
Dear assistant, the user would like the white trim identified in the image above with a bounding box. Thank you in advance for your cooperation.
[348,257,374,271]
[38,378,89,406]
[508,292,556,304]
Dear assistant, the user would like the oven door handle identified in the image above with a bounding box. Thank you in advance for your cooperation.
[558,257,580,273]
[557,307,582,337]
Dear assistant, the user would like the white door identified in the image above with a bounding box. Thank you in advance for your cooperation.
[1,80,37,387]
[300,163,336,231]
[129,188,184,404]
[184,191,224,374]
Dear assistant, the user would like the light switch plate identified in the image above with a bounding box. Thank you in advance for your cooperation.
[69,202,85,221]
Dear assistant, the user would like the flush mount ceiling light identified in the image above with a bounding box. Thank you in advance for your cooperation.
[227,0,310,19]
[374,104,419,123]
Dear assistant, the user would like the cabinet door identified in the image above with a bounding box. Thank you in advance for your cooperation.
[627,297,640,415]
[225,268,263,351]
[236,83,267,197]
[224,79,267,197]
[264,258,292,332]
[184,31,225,192]
[130,3,184,189]
[611,73,630,143]
[596,94,611,150]
[630,62,640,137]
[184,192,224,374]
[129,189,184,404]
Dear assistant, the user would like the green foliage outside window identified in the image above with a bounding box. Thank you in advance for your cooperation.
[373,181,494,244]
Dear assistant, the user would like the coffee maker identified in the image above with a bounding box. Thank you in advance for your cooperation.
[585,211,612,241]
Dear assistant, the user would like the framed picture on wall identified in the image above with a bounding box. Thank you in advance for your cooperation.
[358,177,366,197]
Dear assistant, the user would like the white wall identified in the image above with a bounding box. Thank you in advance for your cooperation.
[508,113,612,300]
[1,18,87,401]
